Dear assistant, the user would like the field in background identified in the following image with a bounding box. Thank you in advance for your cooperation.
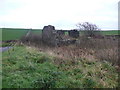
[0,28,2,41]
[2,28,29,41]
[1,28,119,41]
[79,30,119,36]
[1,28,42,41]
[101,30,119,35]
[31,29,42,34]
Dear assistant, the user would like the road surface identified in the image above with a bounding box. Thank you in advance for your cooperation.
[0,47,13,52]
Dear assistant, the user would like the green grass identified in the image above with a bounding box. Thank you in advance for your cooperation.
[100,30,119,35]
[79,30,119,35]
[2,28,29,41]
[65,31,68,35]
[0,27,2,89]
[2,45,118,88]
[1,28,120,41]
[31,29,42,34]
[1,28,42,41]
[0,28,2,39]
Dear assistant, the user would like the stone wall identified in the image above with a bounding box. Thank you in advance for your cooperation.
[57,30,65,36]
[68,30,79,38]
[42,25,57,46]
[42,25,79,46]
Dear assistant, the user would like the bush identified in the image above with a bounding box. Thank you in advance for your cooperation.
[21,33,44,47]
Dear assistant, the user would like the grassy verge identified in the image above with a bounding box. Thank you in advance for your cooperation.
[0,28,2,89]
[2,45,118,88]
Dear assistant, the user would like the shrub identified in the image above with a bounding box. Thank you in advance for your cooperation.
[76,36,119,65]
[20,33,44,47]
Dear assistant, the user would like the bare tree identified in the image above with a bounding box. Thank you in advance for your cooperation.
[76,22,101,37]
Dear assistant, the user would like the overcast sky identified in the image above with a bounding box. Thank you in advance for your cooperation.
[0,0,119,30]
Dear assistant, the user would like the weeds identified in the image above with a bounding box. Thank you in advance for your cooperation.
[2,33,119,88]
[75,36,119,66]
[2,45,118,88]
[20,32,119,66]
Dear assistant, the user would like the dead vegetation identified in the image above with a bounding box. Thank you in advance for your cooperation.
[20,33,119,67]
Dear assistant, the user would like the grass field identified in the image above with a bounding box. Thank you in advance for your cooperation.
[1,28,119,41]
[79,30,119,35]
[2,28,29,41]
[1,28,42,41]
[2,45,118,88]
[100,30,119,35]
[31,29,42,34]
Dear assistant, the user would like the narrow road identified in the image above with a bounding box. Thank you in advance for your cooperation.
[0,47,13,52]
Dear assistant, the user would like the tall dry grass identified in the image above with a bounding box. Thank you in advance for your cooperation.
[76,36,119,66]
[20,33,119,66]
